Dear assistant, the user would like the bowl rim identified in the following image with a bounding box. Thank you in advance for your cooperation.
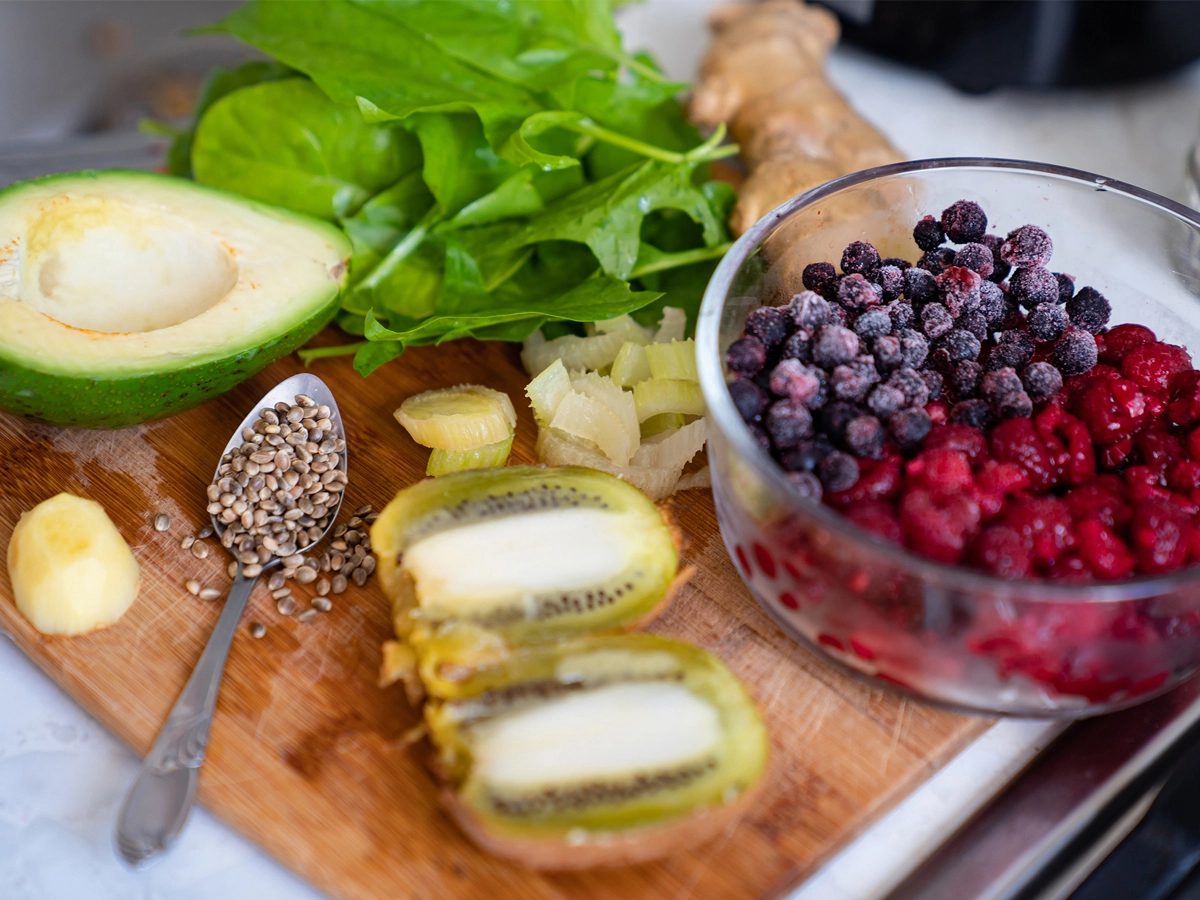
[697,156,1200,602]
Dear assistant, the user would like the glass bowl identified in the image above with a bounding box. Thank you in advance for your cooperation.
[696,158,1200,718]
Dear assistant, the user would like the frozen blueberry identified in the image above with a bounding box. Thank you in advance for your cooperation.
[1027,303,1069,342]
[769,358,825,407]
[1054,272,1075,303]
[950,399,993,429]
[950,359,983,400]
[818,450,860,493]
[838,273,883,311]
[921,303,955,339]
[958,310,990,341]
[802,262,838,298]
[828,304,849,327]
[981,367,1023,406]
[881,257,912,271]
[845,415,887,459]
[936,329,982,364]
[876,264,904,301]
[1066,286,1111,334]
[744,306,791,348]
[981,234,1011,283]
[780,330,813,363]
[841,241,882,277]
[786,471,823,501]
[780,435,834,472]
[888,407,932,449]
[919,369,944,401]
[1009,266,1060,309]
[898,328,930,368]
[995,391,1033,420]
[765,400,814,449]
[917,247,956,275]
[789,290,832,330]
[748,423,772,452]
[1000,225,1053,268]
[867,384,906,420]
[941,200,988,243]
[726,336,767,376]
[1052,327,1099,376]
[1021,361,1063,400]
[903,266,938,303]
[978,281,1008,327]
[873,335,904,372]
[830,357,880,402]
[818,401,862,441]
[886,300,915,332]
[937,265,983,317]
[986,335,1035,371]
[728,378,769,423]
[854,307,892,341]
[913,215,945,252]
[812,324,860,369]
[887,366,930,408]
[953,242,994,278]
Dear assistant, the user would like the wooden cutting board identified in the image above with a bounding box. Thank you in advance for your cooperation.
[0,330,992,900]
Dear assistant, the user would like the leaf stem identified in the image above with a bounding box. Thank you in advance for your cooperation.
[358,203,442,292]
[630,242,733,279]
[564,118,686,163]
[297,341,368,365]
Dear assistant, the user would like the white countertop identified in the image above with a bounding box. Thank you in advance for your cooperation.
[5,2,1200,898]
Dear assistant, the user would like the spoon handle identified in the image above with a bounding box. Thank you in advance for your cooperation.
[114,573,258,868]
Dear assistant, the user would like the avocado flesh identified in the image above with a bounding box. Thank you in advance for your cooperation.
[0,170,349,427]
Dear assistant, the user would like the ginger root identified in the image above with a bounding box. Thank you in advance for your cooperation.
[690,0,902,236]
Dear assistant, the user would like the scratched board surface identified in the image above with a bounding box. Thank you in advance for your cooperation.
[0,331,992,899]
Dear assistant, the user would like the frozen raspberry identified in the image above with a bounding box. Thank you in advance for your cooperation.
[873,335,903,372]
[1101,437,1135,468]
[1021,361,1063,400]
[790,290,832,331]
[926,400,950,425]
[1035,404,1097,486]
[1004,495,1074,567]
[1052,327,1099,376]
[1066,287,1111,334]
[845,415,887,459]
[920,369,944,401]
[780,330,813,363]
[1122,342,1192,395]
[951,399,992,428]
[1075,521,1136,580]
[972,525,1033,579]
[982,234,1011,282]
[903,266,938,303]
[918,247,955,275]
[1131,498,1191,574]
[854,308,892,340]
[827,455,903,506]
[787,471,823,501]
[990,416,1058,490]
[975,460,1031,517]
[913,216,945,252]
[728,378,769,423]
[958,310,990,341]
[819,401,864,442]
[876,265,904,301]
[744,306,791,349]
[1069,372,1148,445]
[924,422,988,463]
[802,263,838,299]
[921,303,954,339]
[888,407,932,448]
[953,242,995,278]
[1054,272,1076,302]
[812,324,860,369]
[941,200,988,243]
[1136,429,1183,476]
[886,367,930,408]
[766,399,814,449]
[1000,225,1053,268]
[949,359,983,400]
[1170,372,1200,427]
[978,281,1008,327]
[885,300,915,332]
[900,487,981,564]
[1066,479,1131,528]
[1010,266,1060,309]
[907,447,975,495]
[818,450,860,492]
[1028,303,1069,342]
[1099,323,1155,367]
[935,329,982,366]
[981,367,1023,405]
[780,435,834,472]
[842,241,881,277]
[1168,459,1200,493]
[842,499,902,543]
[937,266,983,316]
[769,358,826,407]
[867,384,905,420]
[898,329,930,368]
[726,336,767,376]
[839,273,884,311]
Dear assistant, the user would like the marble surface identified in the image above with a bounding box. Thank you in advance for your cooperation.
[5,2,1200,898]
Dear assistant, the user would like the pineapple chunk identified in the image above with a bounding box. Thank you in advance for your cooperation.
[7,493,140,636]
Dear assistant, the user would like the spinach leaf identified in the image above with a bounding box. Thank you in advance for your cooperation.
[192,78,422,220]
[341,170,436,284]
[407,113,515,216]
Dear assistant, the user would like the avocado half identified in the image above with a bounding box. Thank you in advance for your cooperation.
[0,170,350,427]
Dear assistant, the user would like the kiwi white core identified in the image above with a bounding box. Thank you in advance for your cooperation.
[403,508,638,613]
[471,682,719,789]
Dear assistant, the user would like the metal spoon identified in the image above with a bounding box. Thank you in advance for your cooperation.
[114,373,347,868]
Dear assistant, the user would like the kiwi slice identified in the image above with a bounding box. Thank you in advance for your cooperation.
[371,467,681,677]
[426,634,768,870]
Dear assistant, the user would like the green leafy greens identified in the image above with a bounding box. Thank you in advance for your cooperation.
[186,0,735,375]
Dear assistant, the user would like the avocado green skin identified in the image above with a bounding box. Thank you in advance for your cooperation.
[0,297,339,429]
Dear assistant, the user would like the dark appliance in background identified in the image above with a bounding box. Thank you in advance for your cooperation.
[815,0,1200,93]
